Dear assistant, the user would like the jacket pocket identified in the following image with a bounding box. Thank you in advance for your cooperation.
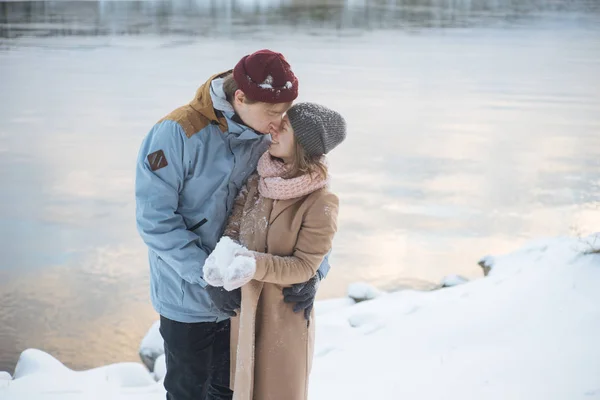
[181,279,214,315]
[155,255,185,307]
[188,218,208,232]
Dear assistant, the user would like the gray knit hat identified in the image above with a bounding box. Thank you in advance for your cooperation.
[286,102,347,156]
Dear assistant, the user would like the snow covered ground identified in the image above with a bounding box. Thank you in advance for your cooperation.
[1,234,599,400]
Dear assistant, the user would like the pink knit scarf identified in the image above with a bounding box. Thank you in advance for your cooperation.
[257,152,329,200]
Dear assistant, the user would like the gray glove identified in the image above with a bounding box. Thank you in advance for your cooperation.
[206,285,241,317]
[283,274,320,320]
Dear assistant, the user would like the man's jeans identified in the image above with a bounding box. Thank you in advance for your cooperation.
[160,316,233,400]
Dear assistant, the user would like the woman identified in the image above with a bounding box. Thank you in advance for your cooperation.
[204,102,346,400]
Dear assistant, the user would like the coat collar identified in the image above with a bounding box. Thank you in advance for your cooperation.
[188,70,232,133]
[192,70,265,142]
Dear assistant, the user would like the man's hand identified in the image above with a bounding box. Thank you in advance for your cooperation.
[282,274,320,320]
[206,285,241,317]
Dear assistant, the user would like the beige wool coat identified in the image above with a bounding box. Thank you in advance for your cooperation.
[222,173,339,400]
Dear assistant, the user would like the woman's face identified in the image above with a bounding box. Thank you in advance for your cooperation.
[268,114,295,162]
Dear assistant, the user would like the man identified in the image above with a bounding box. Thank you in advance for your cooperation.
[135,49,330,400]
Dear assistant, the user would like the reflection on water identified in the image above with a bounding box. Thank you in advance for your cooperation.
[1,0,600,375]
[1,0,600,38]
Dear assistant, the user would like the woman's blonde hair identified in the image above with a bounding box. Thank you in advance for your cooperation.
[287,138,328,180]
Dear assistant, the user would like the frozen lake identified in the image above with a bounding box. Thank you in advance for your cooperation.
[1,0,599,373]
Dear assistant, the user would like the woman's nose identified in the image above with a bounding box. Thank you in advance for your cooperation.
[269,123,280,137]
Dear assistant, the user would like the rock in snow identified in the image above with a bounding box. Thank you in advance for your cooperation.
[153,355,166,383]
[139,320,163,372]
[440,274,469,287]
[478,255,495,276]
[347,282,382,303]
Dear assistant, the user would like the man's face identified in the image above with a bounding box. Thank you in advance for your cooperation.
[233,90,291,134]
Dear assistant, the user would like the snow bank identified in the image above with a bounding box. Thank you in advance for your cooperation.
[311,235,600,400]
[2,235,599,400]
[2,349,163,399]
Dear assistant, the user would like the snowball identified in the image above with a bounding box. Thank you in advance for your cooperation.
[204,237,255,290]
[203,236,242,286]
[203,252,225,287]
[223,255,256,291]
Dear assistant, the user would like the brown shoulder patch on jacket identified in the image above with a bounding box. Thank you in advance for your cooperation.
[158,105,214,138]
[147,149,168,171]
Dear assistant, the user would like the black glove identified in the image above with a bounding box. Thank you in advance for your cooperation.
[206,285,241,317]
[283,274,320,321]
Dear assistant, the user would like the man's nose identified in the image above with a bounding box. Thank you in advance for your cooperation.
[272,115,283,125]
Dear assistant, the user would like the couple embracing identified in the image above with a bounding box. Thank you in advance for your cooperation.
[136,49,346,400]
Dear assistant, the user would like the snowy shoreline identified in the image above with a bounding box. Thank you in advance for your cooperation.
[1,234,599,400]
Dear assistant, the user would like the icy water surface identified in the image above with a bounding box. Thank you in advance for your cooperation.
[1,0,599,372]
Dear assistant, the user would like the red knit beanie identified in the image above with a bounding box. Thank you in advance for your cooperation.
[233,49,299,104]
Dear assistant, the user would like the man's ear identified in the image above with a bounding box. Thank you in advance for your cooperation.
[234,89,246,105]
